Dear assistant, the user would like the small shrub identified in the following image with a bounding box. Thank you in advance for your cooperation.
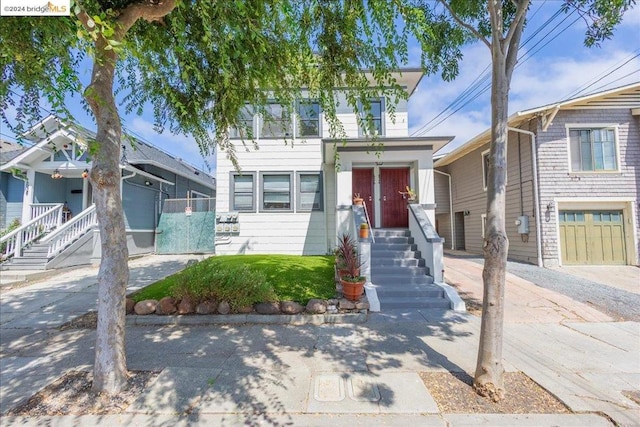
[170,263,277,309]
[0,218,22,256]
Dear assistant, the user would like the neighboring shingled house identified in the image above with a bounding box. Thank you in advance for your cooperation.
[434,83,640,267]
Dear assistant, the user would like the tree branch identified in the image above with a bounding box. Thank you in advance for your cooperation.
[505,5,527,79]
[438,0,490,49]
[504,0,530,47]
[115,0,178,40]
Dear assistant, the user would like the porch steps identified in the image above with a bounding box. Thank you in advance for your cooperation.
[371,229,450,310]
[2,244,50,270]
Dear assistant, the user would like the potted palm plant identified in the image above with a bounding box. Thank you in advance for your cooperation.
[336,233,365,301]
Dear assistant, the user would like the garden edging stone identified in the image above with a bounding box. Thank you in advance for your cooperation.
[125,310,368,326]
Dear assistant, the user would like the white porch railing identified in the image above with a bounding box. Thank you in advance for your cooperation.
[40,205,97,258]
[31,203,62,220]
[0,204,64,260]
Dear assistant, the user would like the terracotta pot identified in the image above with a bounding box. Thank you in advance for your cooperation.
[340,278,365,301]
[359,228,369,239]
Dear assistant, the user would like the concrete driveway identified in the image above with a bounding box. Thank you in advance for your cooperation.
[443,253,613,323]
[548,264,639,295]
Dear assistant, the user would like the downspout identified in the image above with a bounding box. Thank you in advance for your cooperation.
[434,169,454,250]
[508,126,543,267]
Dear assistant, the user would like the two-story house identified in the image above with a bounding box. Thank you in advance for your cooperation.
[214,69,464,310]
[215,69,452,256]
[434,82,640,267]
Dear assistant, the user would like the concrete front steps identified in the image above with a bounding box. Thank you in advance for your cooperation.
[2,244,50,270]
[371,229,450,310]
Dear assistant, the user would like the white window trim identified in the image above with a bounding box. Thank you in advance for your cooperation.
[358,97,385,137]
[296,99,322,138]
[229,105,256,140]
[481,149,490,192]
[189,190,209,199]
[259,171,294,212]
[565,123,621,173]
[481,213,487,238]
[260,102,294,139]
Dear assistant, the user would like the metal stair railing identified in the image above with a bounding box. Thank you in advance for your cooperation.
[0,203,64,260]
[39,205,97,258]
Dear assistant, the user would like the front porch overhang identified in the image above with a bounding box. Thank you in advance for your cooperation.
[322,136,453,165]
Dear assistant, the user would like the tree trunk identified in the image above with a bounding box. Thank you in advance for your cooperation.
[473,42,510,402]
[85,38,129,394]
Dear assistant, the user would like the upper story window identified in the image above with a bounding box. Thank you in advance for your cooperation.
[230,172,256,212]
[297,100,321,137]
[359,98,384,136]
[568,127,618,172]
[262,103,292,138]
[229,106,255,139]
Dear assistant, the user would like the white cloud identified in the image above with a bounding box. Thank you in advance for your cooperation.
[408,28,639,155]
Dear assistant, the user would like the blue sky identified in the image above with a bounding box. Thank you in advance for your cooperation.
[2,2,639,171]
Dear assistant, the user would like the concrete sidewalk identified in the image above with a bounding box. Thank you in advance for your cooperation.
[1,255,639,426]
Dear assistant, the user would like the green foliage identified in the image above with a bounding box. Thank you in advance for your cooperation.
[171,263,277,310]
[0,0,435,168]
[131,255,336,306]
[0,218,22,255]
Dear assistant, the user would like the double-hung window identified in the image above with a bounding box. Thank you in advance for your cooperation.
[297,100,321,137]
[297,172,323,211]
[359,98,384,136]
[261,172,292,211]
[229,105,255,139]
[231,172,256,212]
[262,103,292,138]
[568,127,618,172]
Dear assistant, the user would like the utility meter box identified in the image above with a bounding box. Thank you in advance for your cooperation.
[515,215,529,234]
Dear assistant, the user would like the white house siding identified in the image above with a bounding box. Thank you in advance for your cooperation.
[535,109,640,266]
[441,129,538,263]
[216,138,328,255]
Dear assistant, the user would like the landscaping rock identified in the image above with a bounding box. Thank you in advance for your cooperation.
[236,305,254,314]
[281,301,304,315]
[177,298,195,315]
[327,299,339,306]
[156,297,177,315]
[338,299,356,310]
[255,302,281,315]
[125,298,136,314]
[306,299,327,314]
[134,299,158,315]
[217,301,231,315]
[355,300,370,310]
[196,300,218,315]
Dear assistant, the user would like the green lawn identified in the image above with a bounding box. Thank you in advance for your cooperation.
[131,254,336,304]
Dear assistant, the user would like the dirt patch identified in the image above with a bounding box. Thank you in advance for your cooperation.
[448,283,482,316]
[6,370,158,416]
[59,311,97,330]
[420,371,570,414]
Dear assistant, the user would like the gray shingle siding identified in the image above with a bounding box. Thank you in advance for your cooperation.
[535,109,640,265]
[438,129,539,264]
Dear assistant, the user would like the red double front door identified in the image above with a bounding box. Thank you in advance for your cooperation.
[352,167,409,228]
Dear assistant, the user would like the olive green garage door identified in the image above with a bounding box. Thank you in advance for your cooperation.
[559,210,627,265]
